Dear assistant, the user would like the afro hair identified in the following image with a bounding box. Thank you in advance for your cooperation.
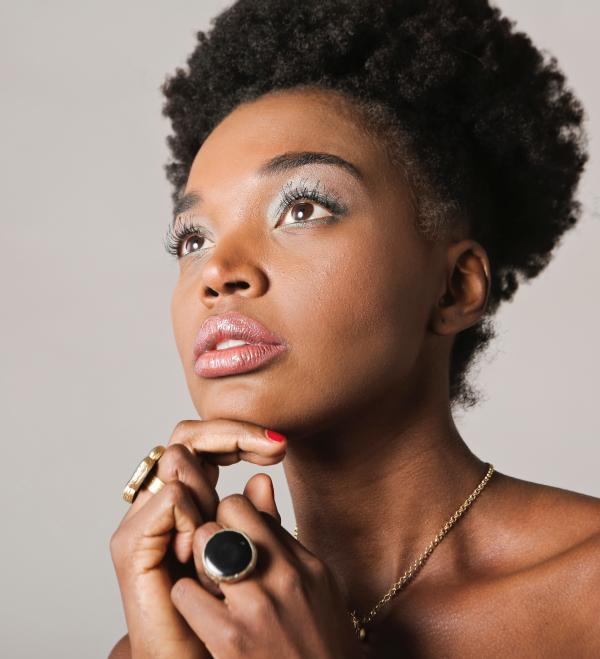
[161,0,588,409]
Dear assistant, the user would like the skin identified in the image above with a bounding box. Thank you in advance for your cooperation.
[110,88,600,658]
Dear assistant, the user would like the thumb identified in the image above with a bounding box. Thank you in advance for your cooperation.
[244,473,281,524]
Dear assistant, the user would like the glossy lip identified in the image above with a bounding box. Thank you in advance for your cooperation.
[192,311,289,377]
[195,342,288,378]
[193,310,288,357]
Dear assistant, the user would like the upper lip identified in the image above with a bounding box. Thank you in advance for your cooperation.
[193,311,288,359]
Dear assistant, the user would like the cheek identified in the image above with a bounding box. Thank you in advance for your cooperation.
[278,227,431,414]
[166,224,433,429]
[170,279,197,365]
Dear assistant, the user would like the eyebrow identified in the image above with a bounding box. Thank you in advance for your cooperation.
[172,150,364,221]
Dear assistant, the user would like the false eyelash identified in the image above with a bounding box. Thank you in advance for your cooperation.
[163,179,348,259]
[163,215,212,258]
[275,177,347,220]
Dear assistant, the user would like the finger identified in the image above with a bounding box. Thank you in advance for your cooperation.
[170,577,230,653]
[115,481,202,567]
[128,443,220,520]
[243,473,281,524]
[242,475,313,564]
[204,450,288,467]
[192,518,270,623]
[208,499,332,612]
[191,521,229,599]
[122,420,286,521]
[192,494,296,613]
[169,419,287,467]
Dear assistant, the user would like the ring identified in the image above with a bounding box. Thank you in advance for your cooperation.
[202,529,258,584]
[122,445,166,504]
[143,473,166,495]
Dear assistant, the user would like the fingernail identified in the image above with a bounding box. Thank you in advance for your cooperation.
[265,429,286,443]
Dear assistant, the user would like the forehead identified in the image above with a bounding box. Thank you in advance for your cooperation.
[184,89,387,196]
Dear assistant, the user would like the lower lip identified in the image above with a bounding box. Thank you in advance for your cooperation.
[194,343,288,378]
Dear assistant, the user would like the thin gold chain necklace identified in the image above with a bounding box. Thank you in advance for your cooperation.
[293,462,495,643]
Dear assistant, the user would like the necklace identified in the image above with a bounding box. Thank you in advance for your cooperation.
[292,462,495,643]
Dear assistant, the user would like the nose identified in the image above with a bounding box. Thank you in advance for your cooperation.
[199,241,269,306]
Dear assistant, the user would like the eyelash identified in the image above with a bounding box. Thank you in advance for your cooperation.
[163,216,212,259]
[163,179,346,259]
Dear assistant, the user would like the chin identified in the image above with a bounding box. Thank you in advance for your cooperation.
[191,394,325,440]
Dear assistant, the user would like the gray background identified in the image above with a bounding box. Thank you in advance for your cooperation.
[1,1,598,657]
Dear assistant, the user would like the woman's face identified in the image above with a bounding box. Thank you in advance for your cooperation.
[171,88,447,436]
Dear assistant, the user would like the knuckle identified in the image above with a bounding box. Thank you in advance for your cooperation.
[109,526,135,569]
[109,528,124,560]
[218,493,247,513]
[160,443,189,473]
[277,565,304,597]
[307,556,330,583]
[244,590,274,619]
[168,442,190,460]
[222,624,245,653]
[171,419,192,443]
[192,524,213,553]
[192,526,204,553]
[164,480,188,505]
[171,576,190,602]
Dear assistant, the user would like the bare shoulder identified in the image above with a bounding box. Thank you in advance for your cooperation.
[476,470,600,571]
[522,477,600,622]
[381,471,600,656]
[108,634,130,659]
[495,470,600,547]
[475,471,600,645]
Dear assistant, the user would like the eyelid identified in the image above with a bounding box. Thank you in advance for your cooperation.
[272,177,348,221]
[163,216,214,258]
[164,179,348,258]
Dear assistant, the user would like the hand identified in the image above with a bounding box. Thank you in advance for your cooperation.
[109,420,287,659]
[170,473,364,659]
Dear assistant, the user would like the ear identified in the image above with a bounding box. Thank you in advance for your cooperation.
[430,239,490,335]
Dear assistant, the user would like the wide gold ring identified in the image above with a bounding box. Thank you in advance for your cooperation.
[122,445,166,504]
[143,473,166,495]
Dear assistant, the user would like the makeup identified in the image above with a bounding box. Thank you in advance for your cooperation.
[193,310,289,378]
[194,341,288,378]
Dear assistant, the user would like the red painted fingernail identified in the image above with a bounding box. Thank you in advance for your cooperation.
[265,429,286,443]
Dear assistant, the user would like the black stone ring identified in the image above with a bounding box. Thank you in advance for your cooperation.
[202,528,258,584]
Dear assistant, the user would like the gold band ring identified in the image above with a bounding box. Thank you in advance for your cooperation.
[122,445,166,504]
[143,473,166,495]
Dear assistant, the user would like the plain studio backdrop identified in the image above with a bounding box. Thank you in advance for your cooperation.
[1,1,598,657]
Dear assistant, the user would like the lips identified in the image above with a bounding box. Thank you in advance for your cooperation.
[193,311,288,360]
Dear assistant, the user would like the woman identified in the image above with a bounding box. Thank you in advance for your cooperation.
[110,0,600,656]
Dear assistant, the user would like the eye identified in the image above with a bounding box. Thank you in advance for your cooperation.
[179,233,208,256]
[278,200,333,227]
[163,218,214,259]
[275,178,347,228]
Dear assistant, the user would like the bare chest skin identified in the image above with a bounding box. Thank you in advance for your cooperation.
[353,529,600,658]
[109,481,600,659]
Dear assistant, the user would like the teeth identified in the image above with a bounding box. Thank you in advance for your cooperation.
[215,339,249,351]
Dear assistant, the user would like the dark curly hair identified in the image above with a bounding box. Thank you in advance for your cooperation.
[160,0,588,409]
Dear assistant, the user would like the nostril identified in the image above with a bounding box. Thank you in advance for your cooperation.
[225,281,250,290]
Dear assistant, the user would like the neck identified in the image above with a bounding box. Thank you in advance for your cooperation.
[282,384,488,619]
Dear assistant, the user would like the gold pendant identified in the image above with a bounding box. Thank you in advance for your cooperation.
[350,610,368,642]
